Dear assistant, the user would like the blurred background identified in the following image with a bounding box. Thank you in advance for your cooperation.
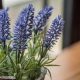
[0,0,80,80]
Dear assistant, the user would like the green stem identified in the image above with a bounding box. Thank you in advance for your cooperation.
[17,50,21,63]
[20,51,24,62]
[16,51,18,65]
[15,50,23,80]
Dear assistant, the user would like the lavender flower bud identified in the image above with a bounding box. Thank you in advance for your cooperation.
[43,15,64,49]
[0,8,10,41]
[13,4,34,51]
[34,6,53,33]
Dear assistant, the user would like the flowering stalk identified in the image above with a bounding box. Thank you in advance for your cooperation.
[12,4,34,80]
[13,4,34,52]
[0,8,10,50]
[34,6,53,34]
[43,15,64,49]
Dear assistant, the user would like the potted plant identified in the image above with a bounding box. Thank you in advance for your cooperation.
[0,4,64,80]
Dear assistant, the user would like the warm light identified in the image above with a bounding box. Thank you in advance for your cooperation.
[2,0,34,7]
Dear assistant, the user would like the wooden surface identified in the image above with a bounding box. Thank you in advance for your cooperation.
[45,42,80,80]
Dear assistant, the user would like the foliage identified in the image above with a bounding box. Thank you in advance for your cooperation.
[0,4,64,80]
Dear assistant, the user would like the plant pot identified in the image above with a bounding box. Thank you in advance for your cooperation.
[0,76,15,80]
[0,67,47,80]
[36,67,47,80]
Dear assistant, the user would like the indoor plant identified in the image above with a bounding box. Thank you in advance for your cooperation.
[0,4,64,80]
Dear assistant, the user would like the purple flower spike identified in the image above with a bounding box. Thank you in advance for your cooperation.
[13,4,34,51]
[0,8,10,41]
[34,6,53,33]
[43,15,64,49]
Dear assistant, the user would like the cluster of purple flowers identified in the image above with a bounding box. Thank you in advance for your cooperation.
[0,8,10,41]
[34,6,53,33]
[0,4,64,51]
[13,4,34,51]
[43,15,64,48]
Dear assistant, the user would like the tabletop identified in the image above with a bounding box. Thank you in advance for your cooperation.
[45,42,80,80]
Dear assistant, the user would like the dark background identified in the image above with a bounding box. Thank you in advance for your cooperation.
[0,0,2,9]
[63,0,80,48]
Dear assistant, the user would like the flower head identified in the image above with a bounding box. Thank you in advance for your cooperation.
[43,15,64,49]
[0,8,10,41]
[34,6,53,33]
[13,4,34,51]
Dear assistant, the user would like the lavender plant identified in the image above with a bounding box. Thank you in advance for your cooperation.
[0,8,11,77]
[13,4,34,52]
[34,6,53,33]
[0,4,64,80]
[0,8,10,49]
[44,15,64,49]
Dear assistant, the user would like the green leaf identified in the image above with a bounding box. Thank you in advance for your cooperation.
[44,64,60,66]
[7,53,16,73]
[44,67,52,80]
